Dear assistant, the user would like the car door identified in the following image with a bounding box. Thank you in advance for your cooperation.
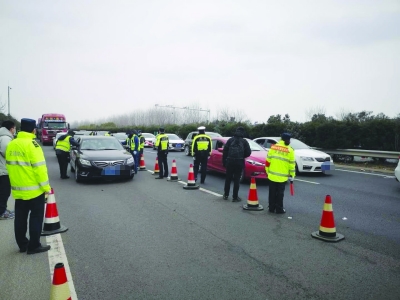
[213,139,225,172]
[255,138,266,148]
[70,137,81,167]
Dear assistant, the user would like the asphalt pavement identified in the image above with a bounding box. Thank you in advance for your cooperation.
[1,146,400,300]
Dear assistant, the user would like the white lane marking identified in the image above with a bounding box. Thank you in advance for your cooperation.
[384,176,395,179]
[294,178,320,185]
[47,234,78,299]
[336,168,392,177]
[199,188,222,197]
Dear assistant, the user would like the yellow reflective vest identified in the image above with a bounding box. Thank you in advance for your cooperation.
[265,140,296,183]
[191,133,212,156]
[6,131,51,200]
[55,135,72,152]
[156,133,169,151]
[139,136,145,151]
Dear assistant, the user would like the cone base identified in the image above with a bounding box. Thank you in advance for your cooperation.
[183,184,199,190]
[167,177,179,182]
[311,231,344,243]
[41,224,68,236]
[243,204,264,211]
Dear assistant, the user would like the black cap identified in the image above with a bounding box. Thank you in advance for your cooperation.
[20,118,36,132]
[281,133,291,140]
[68,130,75,136]
[159,127,165,133]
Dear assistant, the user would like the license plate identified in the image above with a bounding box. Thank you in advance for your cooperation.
[175,144,181,148]
[102,166,119,176]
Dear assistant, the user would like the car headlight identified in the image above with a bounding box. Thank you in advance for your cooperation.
[126,157,134,164]
[246,159,265,166]
[79,158,91,166]
[300,156,314,161]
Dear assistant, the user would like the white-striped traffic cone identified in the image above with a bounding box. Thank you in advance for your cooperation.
[50,263,72,300]
[183,164,199,190]
[41,188,68,236]
[167,159,179,182]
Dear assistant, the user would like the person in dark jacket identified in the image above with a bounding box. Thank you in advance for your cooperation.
[55,130,79,179]
[222,127,251,202]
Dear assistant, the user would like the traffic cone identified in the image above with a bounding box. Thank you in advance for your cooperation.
[311,195,344,242]
[42,189,68,236]
[50,263,71,300]
[167,159,180,182]
[183,164,199,190]
[139,154,146,171]
[243,177,264,211]
[152,157,160,175]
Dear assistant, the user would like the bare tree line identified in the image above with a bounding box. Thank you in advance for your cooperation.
[72,103,249,127]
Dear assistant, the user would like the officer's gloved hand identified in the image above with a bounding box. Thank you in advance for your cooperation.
[133,151,137,155]
[289,176,294,182]
[193,156,196,160]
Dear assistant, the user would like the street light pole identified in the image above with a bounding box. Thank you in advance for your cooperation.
[8,86,11,116]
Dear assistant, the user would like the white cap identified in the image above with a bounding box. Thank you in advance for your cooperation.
[198,126,206,130]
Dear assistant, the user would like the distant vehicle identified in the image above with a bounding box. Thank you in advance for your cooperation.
[395,156,400,183]
[142,133,156,148]
[207,137,267,183]
[69,136,135,183]
[253,137,334,174]
[112,132,128,144]
[153,133,185,152]
[184,131,222,156]
[37,113,69,145]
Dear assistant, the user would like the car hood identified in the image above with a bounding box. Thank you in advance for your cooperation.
[294,148,330,158]
[247,150,267,162]
[80,150,131,160]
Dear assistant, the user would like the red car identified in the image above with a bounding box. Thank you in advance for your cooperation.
[207,137,268,183]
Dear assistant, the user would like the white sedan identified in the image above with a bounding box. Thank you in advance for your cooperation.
[395,158,400,183]
[153,133,185,152]
[253,137,334,173]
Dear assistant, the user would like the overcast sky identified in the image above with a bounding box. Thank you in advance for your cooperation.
[1,0,399,125]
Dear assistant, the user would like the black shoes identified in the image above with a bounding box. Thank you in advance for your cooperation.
[155,177,163,179]
[275,209,286,214]
[27,245,51,255]
[61,176,70,179]
[223,194,228,200]
[232,197,242,202]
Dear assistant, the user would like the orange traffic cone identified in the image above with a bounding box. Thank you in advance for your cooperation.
[243,177,264,211]
[311,195,344,242]
[167,159,179,182]
[139,153,146,171]
[50,263,71,300]
[183,164,199,190]
[153,157,160,175]
[42,189,68,236]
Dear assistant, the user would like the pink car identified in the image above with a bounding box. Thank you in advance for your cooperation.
[207,137,268,183]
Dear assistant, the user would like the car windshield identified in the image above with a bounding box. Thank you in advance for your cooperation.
[80,138,124,150]
[44,122,67,129]
[289,139,310,150]
[246,139,265,151]
[113,133,127,140]
[167,134,181,140]
[142,133,155,138]
[207,132,222,137]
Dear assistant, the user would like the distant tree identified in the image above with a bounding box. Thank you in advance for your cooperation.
[100,122,117,128]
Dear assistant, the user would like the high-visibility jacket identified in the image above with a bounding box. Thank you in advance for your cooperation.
[125,137,130,149]
[191,133,212,157]
[156,133,169,151]
[139,136,145,151]
[55,135,72,152]
[6,131,51,200]
[105,133,110,136]
[265,140,296,183]
[130,134,139,151]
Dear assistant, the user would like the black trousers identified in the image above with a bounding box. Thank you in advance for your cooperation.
[14,193,46,251]
[268,180,286,212]
[224,160,243,198]
[0,175,11,215]
[157,151,168,178]
[56,150,69,178]
[193,154,208,182]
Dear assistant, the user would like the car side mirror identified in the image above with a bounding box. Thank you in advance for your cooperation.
[217,147,223,152]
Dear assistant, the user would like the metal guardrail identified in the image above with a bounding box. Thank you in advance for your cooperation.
[315,148,400,160]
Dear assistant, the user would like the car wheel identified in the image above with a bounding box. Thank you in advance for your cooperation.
[129,172,134,180]
[75,163,82,183]
[70,162,75,173]
[184,145,190,156]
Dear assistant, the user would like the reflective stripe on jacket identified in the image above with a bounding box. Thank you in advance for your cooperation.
[265,140,296,183]
[55,135,71,152]
[191,134,212,156]
[156,133,169,151]
[6,131,51,200]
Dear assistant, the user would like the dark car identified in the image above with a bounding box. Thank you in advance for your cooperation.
[69,136,135,182]
[184,131,222,156]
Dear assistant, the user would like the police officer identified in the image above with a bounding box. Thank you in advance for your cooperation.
[155,127,169,179]
[265,133,296,214]
[130,130,139,174]
[137,130,145,156]
[124,131,132,150]
[191,126,212,184]
[6,118,51,254]
[55,130,79,179]
[105,131,111,136]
